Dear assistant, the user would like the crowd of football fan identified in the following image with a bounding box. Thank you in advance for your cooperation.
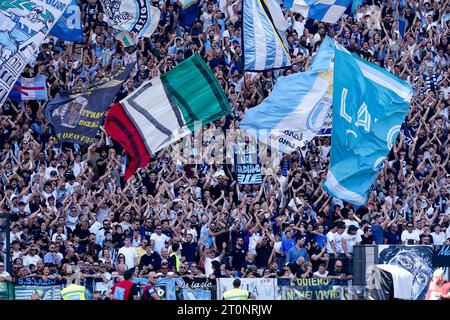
[0,0,449,298]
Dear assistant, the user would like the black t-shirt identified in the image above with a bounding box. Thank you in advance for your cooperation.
[255,243,272,268]
[289,262,305,278]
[360,234,374,245]
[181,242,197,263]
[308,245,322,272]
[139,252,162,270]
[72,228,91,245]
[384,230,401,244]
[96,157,107,176]
[61,256,78,265]
[230,246,246,270]
[328,268,349,286]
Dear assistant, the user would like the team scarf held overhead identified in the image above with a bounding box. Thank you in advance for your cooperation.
[105,54,231,180]
[323,44,412,206]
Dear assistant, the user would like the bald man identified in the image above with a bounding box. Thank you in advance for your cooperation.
[141,272,161,300]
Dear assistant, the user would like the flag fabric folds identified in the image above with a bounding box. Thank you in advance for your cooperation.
[179,0,200,27]
[50,0,83,42]
[105,54,231,179]
[0,0,71,105]
[45,63,134,145]
[323,44,412,205]
[100,0,160,38]
[8,75,47,101]
[115,30,136,47]
[291,0,353,24]
[242,0,291,71]
[239,37,334,154]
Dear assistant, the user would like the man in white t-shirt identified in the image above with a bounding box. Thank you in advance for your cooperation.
[22,246,42,267]
[0,262,12,282]
[325,223,338,257]
[333,222,346,254]
[401,223,420,245]
[150,225,170,254]
[182,219,198,242]
[313,263,329,279]
[204,243,226,277]
[430,224,446,245]
[343,225,362,255]
[118,238,137,268]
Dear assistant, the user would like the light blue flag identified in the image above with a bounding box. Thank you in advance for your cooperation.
[323,45,412,205]
[309,35,335,73]
[291,0,353,24]
[50,0,83,42]
[240,37,334,153]
[243,0,291,71]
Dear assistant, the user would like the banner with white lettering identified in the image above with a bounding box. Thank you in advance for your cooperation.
[235,142,262,184]
[14,278,64,300]
[0,0,71,105]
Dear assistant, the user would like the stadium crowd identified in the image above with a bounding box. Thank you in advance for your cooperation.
[0,0,449,298]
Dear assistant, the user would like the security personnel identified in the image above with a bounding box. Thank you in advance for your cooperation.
[168,243,181,272]
[223,278,251,300]
[61,283,87,300]
[111,269,139,300]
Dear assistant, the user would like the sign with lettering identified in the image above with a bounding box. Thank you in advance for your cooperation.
[14,285,62,300]
[235,143,262,185]
[432,245,450,267]
[45,63,134,145]
[216,278,276,300]
[277,278,342,300]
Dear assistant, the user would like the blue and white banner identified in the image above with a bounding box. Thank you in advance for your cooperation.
[179,0,199,27]
[291,0,353,24]
[242,0,291,71]
[0,0,71,105]
[240,37,334,154]
[100,0,160,38]
[401,122,413,146]
[50,0,83,42]
[323,44,412,205]
[397,15,409,38]
[8,75,47,101]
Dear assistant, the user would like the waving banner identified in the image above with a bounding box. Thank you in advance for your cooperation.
[100,0,160,38]
[50,0,83,42]
[323,44,412,205]
[0,0,71,105]
[45,63,134,145]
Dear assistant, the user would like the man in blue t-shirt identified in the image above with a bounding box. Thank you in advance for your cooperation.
[371,212,390,244]
[384,223,402,244]
[285,238,309,265]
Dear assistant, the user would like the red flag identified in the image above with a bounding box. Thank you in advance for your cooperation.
[104,103,151,180]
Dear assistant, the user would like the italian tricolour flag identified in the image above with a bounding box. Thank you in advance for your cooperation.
[105,54,231,179]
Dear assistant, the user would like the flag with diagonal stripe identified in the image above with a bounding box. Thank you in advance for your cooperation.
[105,54,231,180]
